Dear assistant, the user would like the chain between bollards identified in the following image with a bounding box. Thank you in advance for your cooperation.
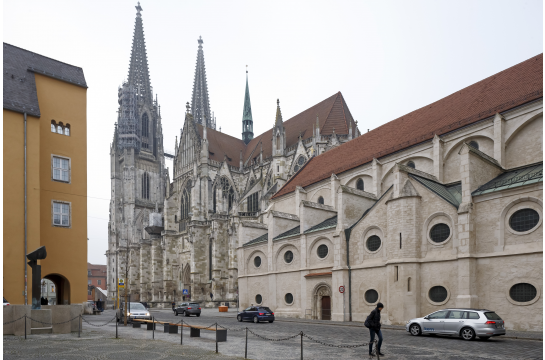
[245,327,248,359]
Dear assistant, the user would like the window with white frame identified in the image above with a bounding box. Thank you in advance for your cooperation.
[53,202,70,227]
[52,156,70,182]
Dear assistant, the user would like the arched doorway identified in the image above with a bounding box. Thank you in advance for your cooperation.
[312,283,332,320]
[40,278,57,305]
[43,273,70,305]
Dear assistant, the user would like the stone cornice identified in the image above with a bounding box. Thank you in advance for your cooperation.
[300,200,336,212]
[338,185,377,200]
[241,221,267,229]
[270,210,300,221]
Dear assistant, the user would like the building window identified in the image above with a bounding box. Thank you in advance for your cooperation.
[356,178,364,191]
[395,266,398,282]
[142,113,149,137]
[98,280,101,285]
[509,283,537,303]
[88,270,91,275]
[285,293,294,305]
[88,290,92,295]
[428,286,448,303]
[468,140,479,150]
[248,192,259,213]
[407,277,411,292]
[181,183,191,225]
[255,294,262,304]
[57,123,64,134]
[254,256,262,268]
[509,209,540,232]
[53,201,70,227]
[88,280,91,285]
[218,177,235,211]
[318,196,324,205]
[317,244,328,259]
[284,250,293,264]
[52,156,70,182]
[64,124,70,136]
[430,224,450,243]
[406,161,415,169]
[51,120,56,132]
[294,156,306,172]
[366,235,381,252]
[365,289,379,304]
[142,172,150,199]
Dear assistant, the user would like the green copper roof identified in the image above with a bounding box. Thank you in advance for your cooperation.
[242,72,253,122]
[243,233,268,247]
[273,225,300,241]
[304,215,337,234]
[409,174,462,208]
[472,162,543,196]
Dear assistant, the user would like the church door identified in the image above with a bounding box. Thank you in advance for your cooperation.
[321,296,331,320]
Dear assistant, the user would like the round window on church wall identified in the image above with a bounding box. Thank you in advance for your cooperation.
[254,256,262,268]
[284,250,294,264]
[285,293,294,304]
[255,294,262,304]
[317,244,328,259]
[509,209,540,233]
[430,224,450,243]
[509,283,537,303]
[429,286,448,303]
[366,236,381,252]
[365,289,379,304]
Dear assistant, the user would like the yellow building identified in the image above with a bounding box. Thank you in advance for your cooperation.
[3,43,87,305]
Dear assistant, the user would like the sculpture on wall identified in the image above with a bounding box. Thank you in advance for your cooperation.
[26,246,47,309]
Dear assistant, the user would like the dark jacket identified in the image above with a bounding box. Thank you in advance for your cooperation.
[367,308,381,330]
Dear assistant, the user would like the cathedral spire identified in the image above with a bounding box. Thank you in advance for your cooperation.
[191,36,214,129]
[127,2,152,104]
[242,65,254,145]
[275,99,283,126]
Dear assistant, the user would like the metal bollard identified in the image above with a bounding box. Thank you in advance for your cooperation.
[78,315,81,338]
[152,317,155,340]
[300,332,303,360]
[245,327,248,359]
[215,323,218,353]
[24,315,27,340]
[180,320,183,345]
[116,313,118,338]
[375,339,380,360]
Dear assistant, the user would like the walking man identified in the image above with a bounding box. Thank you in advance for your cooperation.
[365,302,385,357]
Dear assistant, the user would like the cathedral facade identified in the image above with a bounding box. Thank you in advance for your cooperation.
[106,5,359,305]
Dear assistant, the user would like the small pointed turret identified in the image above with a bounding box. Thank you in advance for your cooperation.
[242,66,254,145]
[275,99,283,126]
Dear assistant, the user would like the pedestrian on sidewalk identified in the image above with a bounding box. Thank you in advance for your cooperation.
[365,302,385,357]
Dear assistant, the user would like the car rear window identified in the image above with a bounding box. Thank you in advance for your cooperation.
[260,307,272,312]
[189,303,200,306]
[484,312,502,320]
[467,312,480,319]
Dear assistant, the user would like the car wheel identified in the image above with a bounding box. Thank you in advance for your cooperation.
[253,316,259,323]
[479,336,490,341]
[409,324,421,336]
[461,327,476,341]
[269,320,274,323]
[196,313,200,317]
[175,311,178,316]
[237,315,242,322]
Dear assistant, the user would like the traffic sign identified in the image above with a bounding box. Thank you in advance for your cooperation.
[118,278,125,288]
[182,289,189,295]
[339,285,345,294]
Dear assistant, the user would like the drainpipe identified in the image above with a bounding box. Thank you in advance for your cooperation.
[24,112,28,305]
[344,228,352,321]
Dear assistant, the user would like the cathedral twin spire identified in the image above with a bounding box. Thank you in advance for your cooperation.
[127,2,152,104]
[191,36,215,130]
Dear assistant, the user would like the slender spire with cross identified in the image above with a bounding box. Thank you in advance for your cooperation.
[242,65,254,144]
[191,36,214,129]
[127,1,152,104]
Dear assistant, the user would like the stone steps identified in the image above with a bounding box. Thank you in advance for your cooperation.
[31,327,52,334]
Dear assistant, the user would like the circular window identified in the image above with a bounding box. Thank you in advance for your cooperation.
[284,250,294,263]
[365,289,378,304]
[255,294,262,304]
[318,196,324,205]
[509,209,540,233]
[317,244,328,258]
[285,293,294,304]
[469,140,479,150]
[298,156,305,165]
[430,224,450,243]
[366,236,381,252]
[509,283,537,303]
[254,256,262,268]
[406,161,415,169]
[429,286,448,303]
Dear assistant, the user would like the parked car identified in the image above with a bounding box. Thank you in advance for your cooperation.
[140,302,149,309]
[237,306,275,323]
[174,302,201,317]
[3,297,10,306]
[406,308,506,341]
[118,302,151,323]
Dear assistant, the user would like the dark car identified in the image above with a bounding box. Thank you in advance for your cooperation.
[237,306,275,323]
[174,302,201,317]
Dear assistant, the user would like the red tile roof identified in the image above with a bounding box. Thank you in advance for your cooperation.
[196,92,357,167]
[273,54,543,199]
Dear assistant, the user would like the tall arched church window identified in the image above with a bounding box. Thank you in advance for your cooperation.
[142,113,149,137]
[356,178,364,191]
[142,172,150,199]
[181,183,191,222]
[248,192,259,213]
[219,177,236,211]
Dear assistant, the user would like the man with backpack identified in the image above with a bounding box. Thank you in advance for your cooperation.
[365,302,385,357]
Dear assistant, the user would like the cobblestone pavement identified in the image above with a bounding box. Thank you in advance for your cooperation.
[75,309,543,359]
[3,332,244,359]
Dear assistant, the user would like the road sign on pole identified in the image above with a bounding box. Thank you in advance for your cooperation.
[182,289,188,295]
[339,285,346,322]
[339,286,345,293]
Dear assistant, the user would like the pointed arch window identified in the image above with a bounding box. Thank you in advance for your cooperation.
[181,182,191,221]
[217,177,236,211]
[142,113,149,137]
[356,178,364,191]
[142,172,150,199]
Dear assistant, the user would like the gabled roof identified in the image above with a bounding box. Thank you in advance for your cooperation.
[3,43,87,117]
[196,124,246,167]
[304,215,337,234]
[243,233,268,247]
[410,174,462,208]
[472,162,543,196]
[273,225,300,241]
[273,53,543,199]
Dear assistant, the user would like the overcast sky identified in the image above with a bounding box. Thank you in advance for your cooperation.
[4,0,543,265]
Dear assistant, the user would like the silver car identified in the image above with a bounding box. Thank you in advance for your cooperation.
[118,302,151,323]
[406,308,506,341]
